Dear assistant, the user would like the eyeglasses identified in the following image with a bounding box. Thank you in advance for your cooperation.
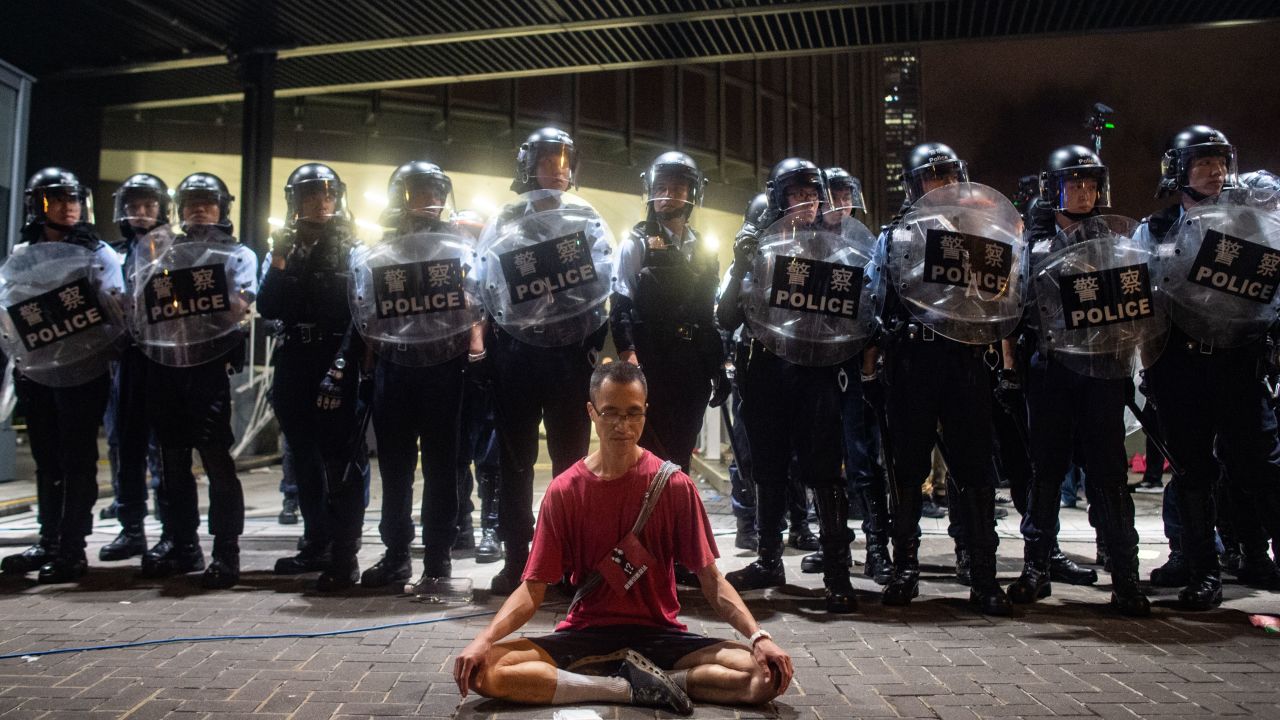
[590,403,647,424]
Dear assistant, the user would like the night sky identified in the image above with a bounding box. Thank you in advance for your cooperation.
[921,21,1280,220]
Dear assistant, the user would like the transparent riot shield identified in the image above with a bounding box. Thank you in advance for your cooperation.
[890,182,1027,345]
[740,214,884,366]
[0,242,127,386]
[1032,215,1169,379]
[475,191,614,348]
[1153,190,1280,348]
[350,229,482,366]
[129,226,258,367]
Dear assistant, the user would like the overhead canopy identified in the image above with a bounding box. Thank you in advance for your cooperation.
[4,0,1278,109]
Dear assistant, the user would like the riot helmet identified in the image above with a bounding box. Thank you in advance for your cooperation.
[642,151,706,221]
[112,173,170,235]
[381,161,453,227]
[766,158,828,226]
[513,127,577,193]
[23,167,93,233]
[174,173,234,233]
[1158,124,1237,200]
[1040,145,1110,215]
[823,167,866,223]
[743,192,770,226]
[902,142,968,204]
[284,162,351,226]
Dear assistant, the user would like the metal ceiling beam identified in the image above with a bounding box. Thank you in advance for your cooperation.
[107,15,1279,111]
[52,0,919,80]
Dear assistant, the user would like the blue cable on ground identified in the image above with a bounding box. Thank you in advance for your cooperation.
[0,609,499,661]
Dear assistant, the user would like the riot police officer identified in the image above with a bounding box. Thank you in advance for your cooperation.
[866,143,1013,615]
[717,158,858,613]
[0,168,123,583]
[99,173,169,563]
[482,128,612,595]
[1002,146,1149,616]
[259,163,370,591]
[610,151,722,471]
[1137,126,1280,609]
[357,161,479,590]
[820,167,891,585]
[136,173,253,589]
[451,209,503,564]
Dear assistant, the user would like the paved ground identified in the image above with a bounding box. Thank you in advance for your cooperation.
[1,450,1279,719]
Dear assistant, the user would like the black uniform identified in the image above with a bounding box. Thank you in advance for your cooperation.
[610,221,722,471]
[1139,204,1280,608]
[259,220,370,588]
[1005,199,1146,615]
[2,226,114,582]
[364,217,468,588]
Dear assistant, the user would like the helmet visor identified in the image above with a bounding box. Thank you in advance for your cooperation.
[1180,143,1239,196]
[645,168,698,219]
[291,178,348,223]
[33,184,92,227]
[176,188,228,228]
[1047,166,1111,212]
[401,174,453,220]
[906,159,967,202]
[114,187,167,229]
[529,144,576,191]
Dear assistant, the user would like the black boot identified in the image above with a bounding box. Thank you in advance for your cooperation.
[361,548,413,588]
[1049,545,1097,585]
[408,553,454,594]
[475,477,503,563]
[863,542,893,586]
[1178,572,1223,610]
[2,540,58,575]
[99,523,147,561]
[727,482,787,591]
[968,553,1013,616]
[317,553,360,592]
[1237,552,1280,589]
[1109,552,1151,617]
[734,513,759,552]
[815,485,857,613]
[1150,550,1190,587]
[37,549,88,584]
[274,539,331,574]
[1006,557,1051,604]
[490,542,529,596]
[725,543,786,591]
[202,537,240,590]
[277,495,299,525]
[800,549,823,574]
[475,528,502,564]
[787,524,820,552]
[882,537,920,606]
[954,549,972,586]
[141,537,205,578]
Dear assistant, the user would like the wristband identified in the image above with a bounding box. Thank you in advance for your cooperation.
[749,629,772,645]
[468,350,487,362]
[860,370,878,382]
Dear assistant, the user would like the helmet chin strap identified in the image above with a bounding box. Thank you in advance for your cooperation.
[1181,186,1211,203]
[1060,209,1094,222]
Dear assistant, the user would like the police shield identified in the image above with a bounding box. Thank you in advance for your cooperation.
[1153,190,1280,348]
[476,191,614,348]
[1032,215,1169,379]
[129,227,258,367]
[741,215,884,366]
[891,183,1027,345]
[349,229,482,366]
[0,242,127,386]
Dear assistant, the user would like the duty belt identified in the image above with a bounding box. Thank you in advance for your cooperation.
[279,323,345,344]
[898,321,936,342]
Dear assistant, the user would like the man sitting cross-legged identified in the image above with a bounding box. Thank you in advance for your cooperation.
[453,361,793,715]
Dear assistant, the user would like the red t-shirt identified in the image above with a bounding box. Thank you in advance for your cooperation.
[522,449,719,632]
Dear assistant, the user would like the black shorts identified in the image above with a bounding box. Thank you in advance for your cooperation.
[525,624,730,671]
